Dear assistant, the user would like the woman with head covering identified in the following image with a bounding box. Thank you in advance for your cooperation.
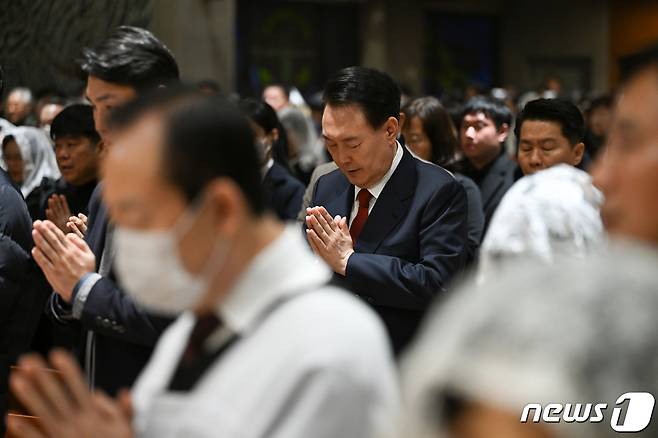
[398,242,658,438]
[2,126,60,219]
[402,96,485,264]
[477,164,605,283]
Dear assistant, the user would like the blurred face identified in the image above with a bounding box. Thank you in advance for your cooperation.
[592,67,658,245]
[403,116,432,161]
[322,104,398,189]
[263,86,288,112]
[103,112,248,287]
[39,103,64,128]
[589,106,611,138]
[2,139,24,184]
[6,91,31,124]
[517,120,584,176]
[85,75,137,146]
[460,112,508,168]
[55,135,100,186]
[448,402,554,438]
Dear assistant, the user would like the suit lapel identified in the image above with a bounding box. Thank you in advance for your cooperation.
[355,147,416,254]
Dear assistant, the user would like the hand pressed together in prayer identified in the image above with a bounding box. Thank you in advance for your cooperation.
[7,350,134,438]
[45,194,72,234]
[305,206,354,276]
[32,220,96,302]
[66,213,88,239]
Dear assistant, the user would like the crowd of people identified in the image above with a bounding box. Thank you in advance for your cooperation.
[0,24,656,438]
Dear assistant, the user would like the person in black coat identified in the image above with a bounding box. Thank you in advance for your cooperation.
[240,98,305,221]
[32,26,179,396]
[455,96,517,232]
[0,168,36,436]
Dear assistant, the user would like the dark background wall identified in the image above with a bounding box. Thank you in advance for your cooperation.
[0,0,153,98]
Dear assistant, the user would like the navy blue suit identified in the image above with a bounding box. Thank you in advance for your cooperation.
[51,185,172,396]
[263,162,305,221]
[310,147,468,354]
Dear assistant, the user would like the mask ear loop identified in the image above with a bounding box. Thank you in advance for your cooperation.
[170,189,235,294]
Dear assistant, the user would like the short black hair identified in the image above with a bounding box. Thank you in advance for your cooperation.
[51,104,100,144]
[620,43,658,80]
[461,96,512,130]
[239,98,278,133]
[514,98,585,146]
[81,26,179,91]
[110,87,265,215]
[323,66,401,129]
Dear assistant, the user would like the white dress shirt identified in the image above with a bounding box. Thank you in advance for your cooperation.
[349,141,403,226]
[131,225,399,438]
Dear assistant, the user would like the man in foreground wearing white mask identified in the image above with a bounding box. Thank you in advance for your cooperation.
[8,89,398,437]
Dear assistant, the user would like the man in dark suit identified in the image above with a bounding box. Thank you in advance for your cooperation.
[457,96,517,231]
[305,67,468,354]
[31,26,178,396]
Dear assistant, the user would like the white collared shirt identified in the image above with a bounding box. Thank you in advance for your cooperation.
[349,141,403,226]
[131,225,398,438]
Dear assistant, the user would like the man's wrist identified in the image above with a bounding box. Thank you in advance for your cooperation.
[71,273,102,319]
[337,250,355,276]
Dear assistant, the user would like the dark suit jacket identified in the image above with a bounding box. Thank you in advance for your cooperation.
[263,162,305,221]
[0,168,36,435]
[461,151,517,232]
[310,147,468,354]
[52,185,172,396]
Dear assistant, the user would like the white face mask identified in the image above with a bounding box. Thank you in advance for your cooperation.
[113,203,227,316]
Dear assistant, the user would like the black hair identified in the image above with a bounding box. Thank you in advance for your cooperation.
[461,96,512,130]
[402,96,458,168]
[323,66,401,129]
[50,104,100,144]
[109,87,264,215]
[620,43,658,80]
[239,98,293,172]
[514,98,585,146]
[239,98,278,133]
[81,26,179,91]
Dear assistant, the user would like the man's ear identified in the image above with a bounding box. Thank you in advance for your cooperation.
[398,112,407,136]
[95,140,107,159]
[573,142,585,166]
[497,123,510,143]
[384,116,400,141]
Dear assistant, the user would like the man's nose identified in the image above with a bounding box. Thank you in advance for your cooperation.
[465,126,476,140]
[529,149,543,166]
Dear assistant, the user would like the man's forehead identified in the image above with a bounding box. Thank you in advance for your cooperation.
[464,112,492,123]
[110,114,163,167]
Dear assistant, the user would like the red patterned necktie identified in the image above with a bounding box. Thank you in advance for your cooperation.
[350,189,373,244]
